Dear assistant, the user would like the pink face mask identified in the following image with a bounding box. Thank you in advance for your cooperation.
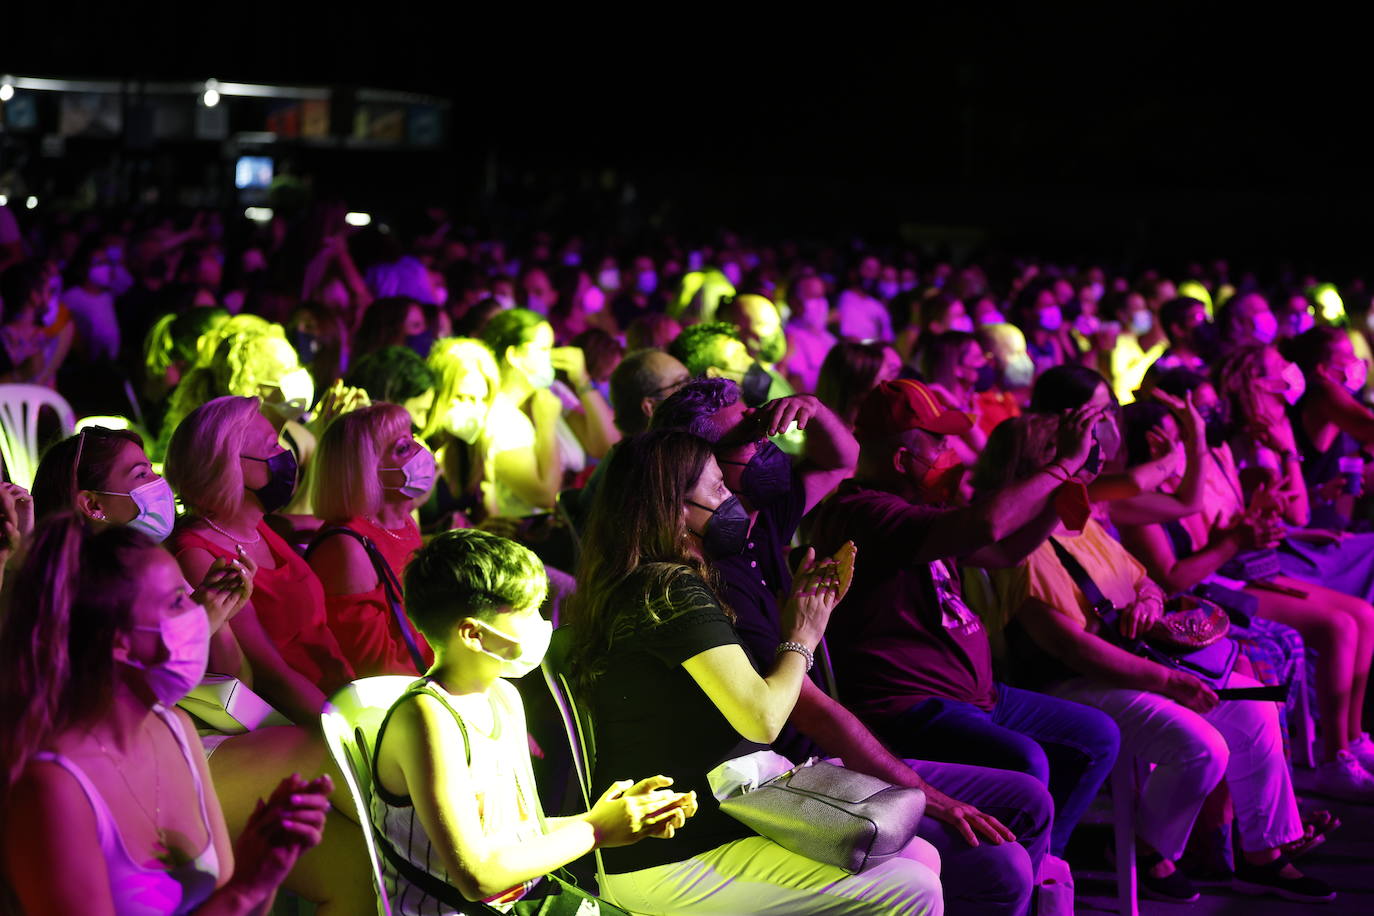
[1280,362,1306,405]
[1343,358,1368,393]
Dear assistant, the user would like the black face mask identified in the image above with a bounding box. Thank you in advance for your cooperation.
[973,363,1000,392]
[244,448,299,513]
[1190,322,1219,356]
[1199,405,1229,449]
[687,495,749,557]
[288,329,319,364]
[740,362,772,408]
[406,330,436,360]
[719,441,791,508]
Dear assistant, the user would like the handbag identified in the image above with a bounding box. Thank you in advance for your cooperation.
[718,758,926,874]
[1218,548,1282,582]
[1048,539,1240,690]
[179,674,292,734]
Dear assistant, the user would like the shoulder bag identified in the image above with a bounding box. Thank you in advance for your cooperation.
[718,757,926,874]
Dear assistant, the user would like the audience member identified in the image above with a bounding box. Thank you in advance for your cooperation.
[0,515,332,915]
[978,413,1334,904]
[166,396,354,723]
[371,527,696,914]
[807,380,1119,860]
[307,404,435,677]
[569,431,942,915]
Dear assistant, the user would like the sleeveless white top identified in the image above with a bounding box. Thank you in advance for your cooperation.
[372,678,545,915]
[33,706,220,916]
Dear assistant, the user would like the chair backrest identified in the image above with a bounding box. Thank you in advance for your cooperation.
[540,626,608,880]
[321,675,418,916]
[0,384,75,489]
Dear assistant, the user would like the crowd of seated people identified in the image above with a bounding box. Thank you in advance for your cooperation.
[3,196,1374,912]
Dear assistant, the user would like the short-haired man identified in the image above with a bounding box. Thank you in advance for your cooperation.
[807,379,1121,861]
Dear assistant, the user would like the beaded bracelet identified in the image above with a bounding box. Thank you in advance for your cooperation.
[776,641,815,673]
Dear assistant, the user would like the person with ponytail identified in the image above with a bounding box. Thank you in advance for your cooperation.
[307,403,436,677]
[164,396,353,725]
[0,514,331,915]
[32,426,255,636]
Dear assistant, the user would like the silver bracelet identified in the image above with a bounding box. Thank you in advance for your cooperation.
[776,641,815,673]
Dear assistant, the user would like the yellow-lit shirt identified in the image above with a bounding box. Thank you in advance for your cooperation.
[989,519,1148,631]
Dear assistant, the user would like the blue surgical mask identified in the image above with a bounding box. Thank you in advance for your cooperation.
[96,477,177,542]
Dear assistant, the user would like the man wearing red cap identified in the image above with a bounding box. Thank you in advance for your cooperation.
[807,379,1122,863]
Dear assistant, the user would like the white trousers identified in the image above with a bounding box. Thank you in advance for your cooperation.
[601,834,942,916]
[1049,673,1302,861]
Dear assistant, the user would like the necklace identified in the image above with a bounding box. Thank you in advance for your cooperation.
[95,719,167,851]
[204,516,261,544]
[370,517,411,541]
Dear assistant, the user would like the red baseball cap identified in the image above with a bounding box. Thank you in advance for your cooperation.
[854,379,974,440]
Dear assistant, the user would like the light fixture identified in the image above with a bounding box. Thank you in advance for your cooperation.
[344,211,372,227]
[0,83,13,102]
[0,195,7,206]
[25,196,37,209]
[202,78,220,108]
[244,206,274,223]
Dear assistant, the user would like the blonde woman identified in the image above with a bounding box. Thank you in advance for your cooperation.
[423,337,502,524]
[307,403,436,677]
[165,396,353,726]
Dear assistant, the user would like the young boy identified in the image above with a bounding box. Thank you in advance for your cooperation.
[372,528,696,914]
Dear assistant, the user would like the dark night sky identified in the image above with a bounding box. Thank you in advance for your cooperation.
[6,5,1370,267]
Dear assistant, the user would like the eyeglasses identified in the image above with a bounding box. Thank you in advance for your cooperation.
[650,377,690,399]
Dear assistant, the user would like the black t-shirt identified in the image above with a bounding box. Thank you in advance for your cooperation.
[588,568,759,874]
[712,470,824,761]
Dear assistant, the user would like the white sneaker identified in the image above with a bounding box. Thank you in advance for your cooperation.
[1313,749,1374,802]
[1349,732,1374,773]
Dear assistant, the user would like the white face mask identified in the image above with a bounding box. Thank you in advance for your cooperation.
[124,606,210,706]
[524,352,555,389]
[1038,306,1064,331]
[472,615,552,679]
[381,445,437,499]
[1074,313,1101,336]
[1252,311,1279,344]
[1343,358,1368,393]
[597,268,622,291]
[582,285,606,314]
[1281,362,1307,405]
[97,477,177,542]
[445,402,487,444]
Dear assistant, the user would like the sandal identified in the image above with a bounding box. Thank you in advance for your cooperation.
[1283,810,1341,859]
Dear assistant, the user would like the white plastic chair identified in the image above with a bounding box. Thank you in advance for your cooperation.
[1110,757,1139,916]
[321,675,417,916]
[0,384,74,489]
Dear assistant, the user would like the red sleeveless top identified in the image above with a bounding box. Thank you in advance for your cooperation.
[172,520,354,694]
[317,516,433,678]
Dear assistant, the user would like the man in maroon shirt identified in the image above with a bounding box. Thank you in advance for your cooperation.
[808,379,1120,859]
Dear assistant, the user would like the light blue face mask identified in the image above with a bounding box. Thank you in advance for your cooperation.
[97,476,177,542]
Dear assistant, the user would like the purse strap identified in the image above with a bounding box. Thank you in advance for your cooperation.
[1048,537,1119,628]
[308,526,427,674]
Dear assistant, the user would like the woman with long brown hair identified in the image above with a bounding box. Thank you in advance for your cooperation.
[566,430,940,916]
